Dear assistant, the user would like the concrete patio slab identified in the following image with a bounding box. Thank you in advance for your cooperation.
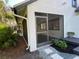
[38,45,79,59]
[73,56,79,59]
[44,48,54,54]
[50,54,63,59]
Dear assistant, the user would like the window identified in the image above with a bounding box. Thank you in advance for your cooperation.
[35,12,47,16]
[35,12,64,46]
[41,23,46,30]
[48,18,60,30]
[36,18,47,32]
[72,0,77,8]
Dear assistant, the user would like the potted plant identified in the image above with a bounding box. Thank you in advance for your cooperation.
[67,32,75,38]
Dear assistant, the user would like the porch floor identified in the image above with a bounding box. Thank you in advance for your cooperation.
[38,45,79,59]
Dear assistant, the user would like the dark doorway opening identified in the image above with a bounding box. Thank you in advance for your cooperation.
[22,19,28,43]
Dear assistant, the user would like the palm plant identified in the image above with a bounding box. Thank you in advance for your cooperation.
[0,0,18,48]
[0,0,17,26]
[0,0,5,21]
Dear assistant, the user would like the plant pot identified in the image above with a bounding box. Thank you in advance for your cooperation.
[67,32,75,38]
[68,34,74,38]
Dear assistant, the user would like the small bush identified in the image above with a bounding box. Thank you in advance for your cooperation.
[0,23,19,49]
[51,39,68,49]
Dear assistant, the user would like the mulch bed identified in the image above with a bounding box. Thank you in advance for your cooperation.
[0,36,27,59]
[51,42,79,55]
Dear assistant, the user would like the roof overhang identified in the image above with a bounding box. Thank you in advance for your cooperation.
[7,0,37,8]
[14,0,37,8]
[10,0,37,19]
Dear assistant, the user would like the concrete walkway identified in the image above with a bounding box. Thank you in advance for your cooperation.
[17,51,43,59]
[38,45,79,59]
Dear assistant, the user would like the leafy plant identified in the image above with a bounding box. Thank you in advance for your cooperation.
[67,32,75,37]
[0,1,4,9]
[0,0,15,20]
[0,23,19,49]
[5,12,14,19]
[51,39,68,49]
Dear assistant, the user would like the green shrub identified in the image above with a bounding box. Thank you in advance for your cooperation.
[0,1,4,9]
[2,41,10,48]
[0,23,19,49]
[51,39,68,49]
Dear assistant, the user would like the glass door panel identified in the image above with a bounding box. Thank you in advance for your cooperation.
[48,14,64,41]
[37,32,48,44]
[36,17,48,44]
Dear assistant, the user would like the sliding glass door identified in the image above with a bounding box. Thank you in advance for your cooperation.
[48,14,64,41]
[35,12,64,47]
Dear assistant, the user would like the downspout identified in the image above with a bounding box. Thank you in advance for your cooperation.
[3,0,30,51]
[14,13,29,51]
[13,13,27,20]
